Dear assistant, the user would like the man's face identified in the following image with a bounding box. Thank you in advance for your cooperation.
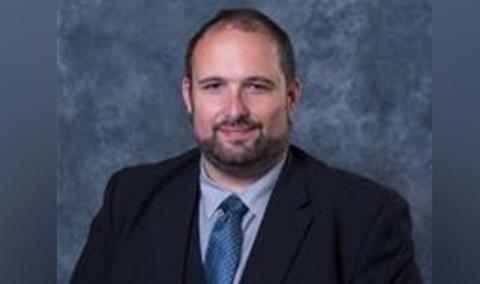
[182,27,300,175]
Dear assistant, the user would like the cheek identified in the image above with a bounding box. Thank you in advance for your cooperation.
[192,111,211,137]
[191,101,220,137]
[255,104,289,135]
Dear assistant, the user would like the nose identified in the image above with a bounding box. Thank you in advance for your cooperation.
[225,87,249,119]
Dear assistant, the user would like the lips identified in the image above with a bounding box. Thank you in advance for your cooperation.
[218,126,256,132]
[217,126,258,140]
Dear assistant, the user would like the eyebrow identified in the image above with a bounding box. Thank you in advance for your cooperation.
[197,77,225,85]
[244,76,276,87]
[196,76,276,86]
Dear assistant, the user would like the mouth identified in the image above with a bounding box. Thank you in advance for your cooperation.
[218,125,255,132]
[217,126,259,141]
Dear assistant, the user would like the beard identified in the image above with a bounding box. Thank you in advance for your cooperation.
[195,115,290,178]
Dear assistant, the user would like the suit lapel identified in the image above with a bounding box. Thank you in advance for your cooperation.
[240,149,314,284]
[144,152,205,283]
[183,192,207,284]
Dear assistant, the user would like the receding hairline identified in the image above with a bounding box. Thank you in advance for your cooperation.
[190,21,285,74]
[197,22,280,52]
[194,19,282,53]
[185,8,297,84]
[207,16,274,34]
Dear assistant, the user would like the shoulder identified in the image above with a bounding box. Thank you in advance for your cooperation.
[110,148,200,191]
[290,145,409,224]
[101,148,200,230]
[290,145,415,276]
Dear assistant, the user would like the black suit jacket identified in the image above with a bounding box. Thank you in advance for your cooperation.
[71,145,421,284]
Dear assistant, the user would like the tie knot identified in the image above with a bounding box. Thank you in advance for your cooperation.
[220,195,248,217]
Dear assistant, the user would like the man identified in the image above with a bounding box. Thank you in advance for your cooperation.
[71,8,421,284]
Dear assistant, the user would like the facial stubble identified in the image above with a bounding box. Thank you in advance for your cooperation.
[192,112,291,178]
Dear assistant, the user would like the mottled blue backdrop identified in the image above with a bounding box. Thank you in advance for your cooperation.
[58,0,431,283]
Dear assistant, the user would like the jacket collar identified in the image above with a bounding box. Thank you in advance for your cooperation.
[239,145,315,284]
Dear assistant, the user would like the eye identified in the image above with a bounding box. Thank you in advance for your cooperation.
[246,83,269,93]
[252,84,267,89]
[203,82,223,90]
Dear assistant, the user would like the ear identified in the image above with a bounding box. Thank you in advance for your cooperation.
[286,77,302,115]
[182,76,193,114]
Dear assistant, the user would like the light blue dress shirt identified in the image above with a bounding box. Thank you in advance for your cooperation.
[198,157,286,284]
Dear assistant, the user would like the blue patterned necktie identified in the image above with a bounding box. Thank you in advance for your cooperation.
[205,195,248,284]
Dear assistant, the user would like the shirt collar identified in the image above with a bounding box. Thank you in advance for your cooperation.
[199,154,287,219]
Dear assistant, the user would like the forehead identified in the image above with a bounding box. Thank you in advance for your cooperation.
[191,27,282,78]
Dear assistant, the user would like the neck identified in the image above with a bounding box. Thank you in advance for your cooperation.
[202,150,287,194]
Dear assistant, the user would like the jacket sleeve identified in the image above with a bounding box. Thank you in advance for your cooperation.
[352,194,423,284]
[70,173,118,284]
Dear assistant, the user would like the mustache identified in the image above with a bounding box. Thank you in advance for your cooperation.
[213,116,262,131]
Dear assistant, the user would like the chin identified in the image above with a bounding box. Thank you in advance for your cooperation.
[216,142,258,163]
